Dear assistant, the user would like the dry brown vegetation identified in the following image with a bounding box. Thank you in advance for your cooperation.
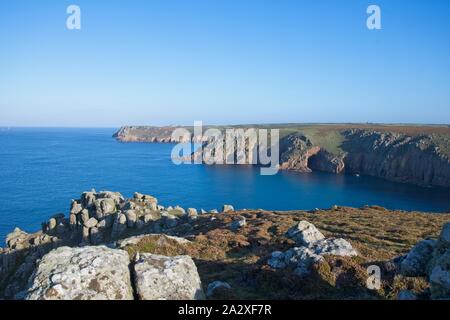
[122,206,450,300]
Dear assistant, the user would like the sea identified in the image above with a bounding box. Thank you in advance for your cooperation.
[0,127,449,243]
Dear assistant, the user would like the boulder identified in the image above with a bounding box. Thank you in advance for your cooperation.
[133,253,204,300]
[47,218,57,231]
[136,220,145,230]
[94,198,116,219]
[439,222,450,246]
[134,192,144,200]
[148,202,158,211]
[111,214,127,238]
[25,246,133,300]
[429,222,450,299]
[70,200,83,215]
[400,239,436,276]
[222,205,234,213]
[82,227,90,243]
[429,251,450,299]
[80,209,90,224]
[69,214,77,229]
[144,211,160,223]
[283,247,324,277]
[84,217,98,229]
[90,227,103,245]
[81,191,96,208]
[311,238,357,257]
[163,215,179,229]
[125,210,137,228]
[230,217,246,231]
[286,221,325,246]
[187,208,198,218]
[267,251,287,269]
[97,191,124,204]
[6,228,29,250]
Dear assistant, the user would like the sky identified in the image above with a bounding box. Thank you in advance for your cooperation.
[0,0,449,127]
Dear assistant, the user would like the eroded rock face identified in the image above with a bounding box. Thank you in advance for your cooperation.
[222,205,234,213]
[230,216,246,231]
[133,253,204,300]
[278,247,323,277]
[25,246,133,300]
[271,221,357,277]
[400,239,437,276]
[342,129,450,187]
[279,133,320,172]
[308,149,345,174]
[312,238,358,257]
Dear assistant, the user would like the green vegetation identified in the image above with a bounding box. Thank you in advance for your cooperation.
[122,206,450,300]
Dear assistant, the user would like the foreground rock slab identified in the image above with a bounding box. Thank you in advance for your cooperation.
[133,253,204,300]
[400,239,436,276]
[25,246,133,300]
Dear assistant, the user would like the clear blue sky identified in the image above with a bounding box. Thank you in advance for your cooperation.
[1,0,449,127]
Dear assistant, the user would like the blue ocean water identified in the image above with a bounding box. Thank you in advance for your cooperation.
[0,127,449,243]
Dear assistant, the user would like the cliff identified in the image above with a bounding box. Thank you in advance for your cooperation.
[113,125,450,187]
[1,190,449,300]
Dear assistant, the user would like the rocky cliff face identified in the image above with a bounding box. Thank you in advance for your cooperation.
[341,129,450,187]
[114,126,450,188]
[279,133,320,172]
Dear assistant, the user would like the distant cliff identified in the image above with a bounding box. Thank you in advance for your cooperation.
[113,125,450,188]
[341,129,450,187]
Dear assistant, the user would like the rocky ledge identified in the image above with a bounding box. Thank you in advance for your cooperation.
[1,190,449,300]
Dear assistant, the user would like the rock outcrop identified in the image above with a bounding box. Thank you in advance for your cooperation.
[269,221,357,277]
[0,190,223,299]
[286,221,325,246]
[279,133,321,172]
[428,222,450,299]
[1,189,449,300]
[400,239,437,276]
[133,253,204,300]
[399,222,450,299]
[25,246,134,300]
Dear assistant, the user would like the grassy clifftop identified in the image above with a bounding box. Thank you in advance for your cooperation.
[122,206,450,300]
[115,123,450,157]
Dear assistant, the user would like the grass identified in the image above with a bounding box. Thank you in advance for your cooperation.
[121,206,450,300]
[119,123,450,157]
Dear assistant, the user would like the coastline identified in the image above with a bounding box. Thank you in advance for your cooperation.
[113,124,450,188]
[1,190,449,300]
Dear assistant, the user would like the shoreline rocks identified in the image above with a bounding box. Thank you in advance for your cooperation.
[1,189,448,300]
[270,220,357,277]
